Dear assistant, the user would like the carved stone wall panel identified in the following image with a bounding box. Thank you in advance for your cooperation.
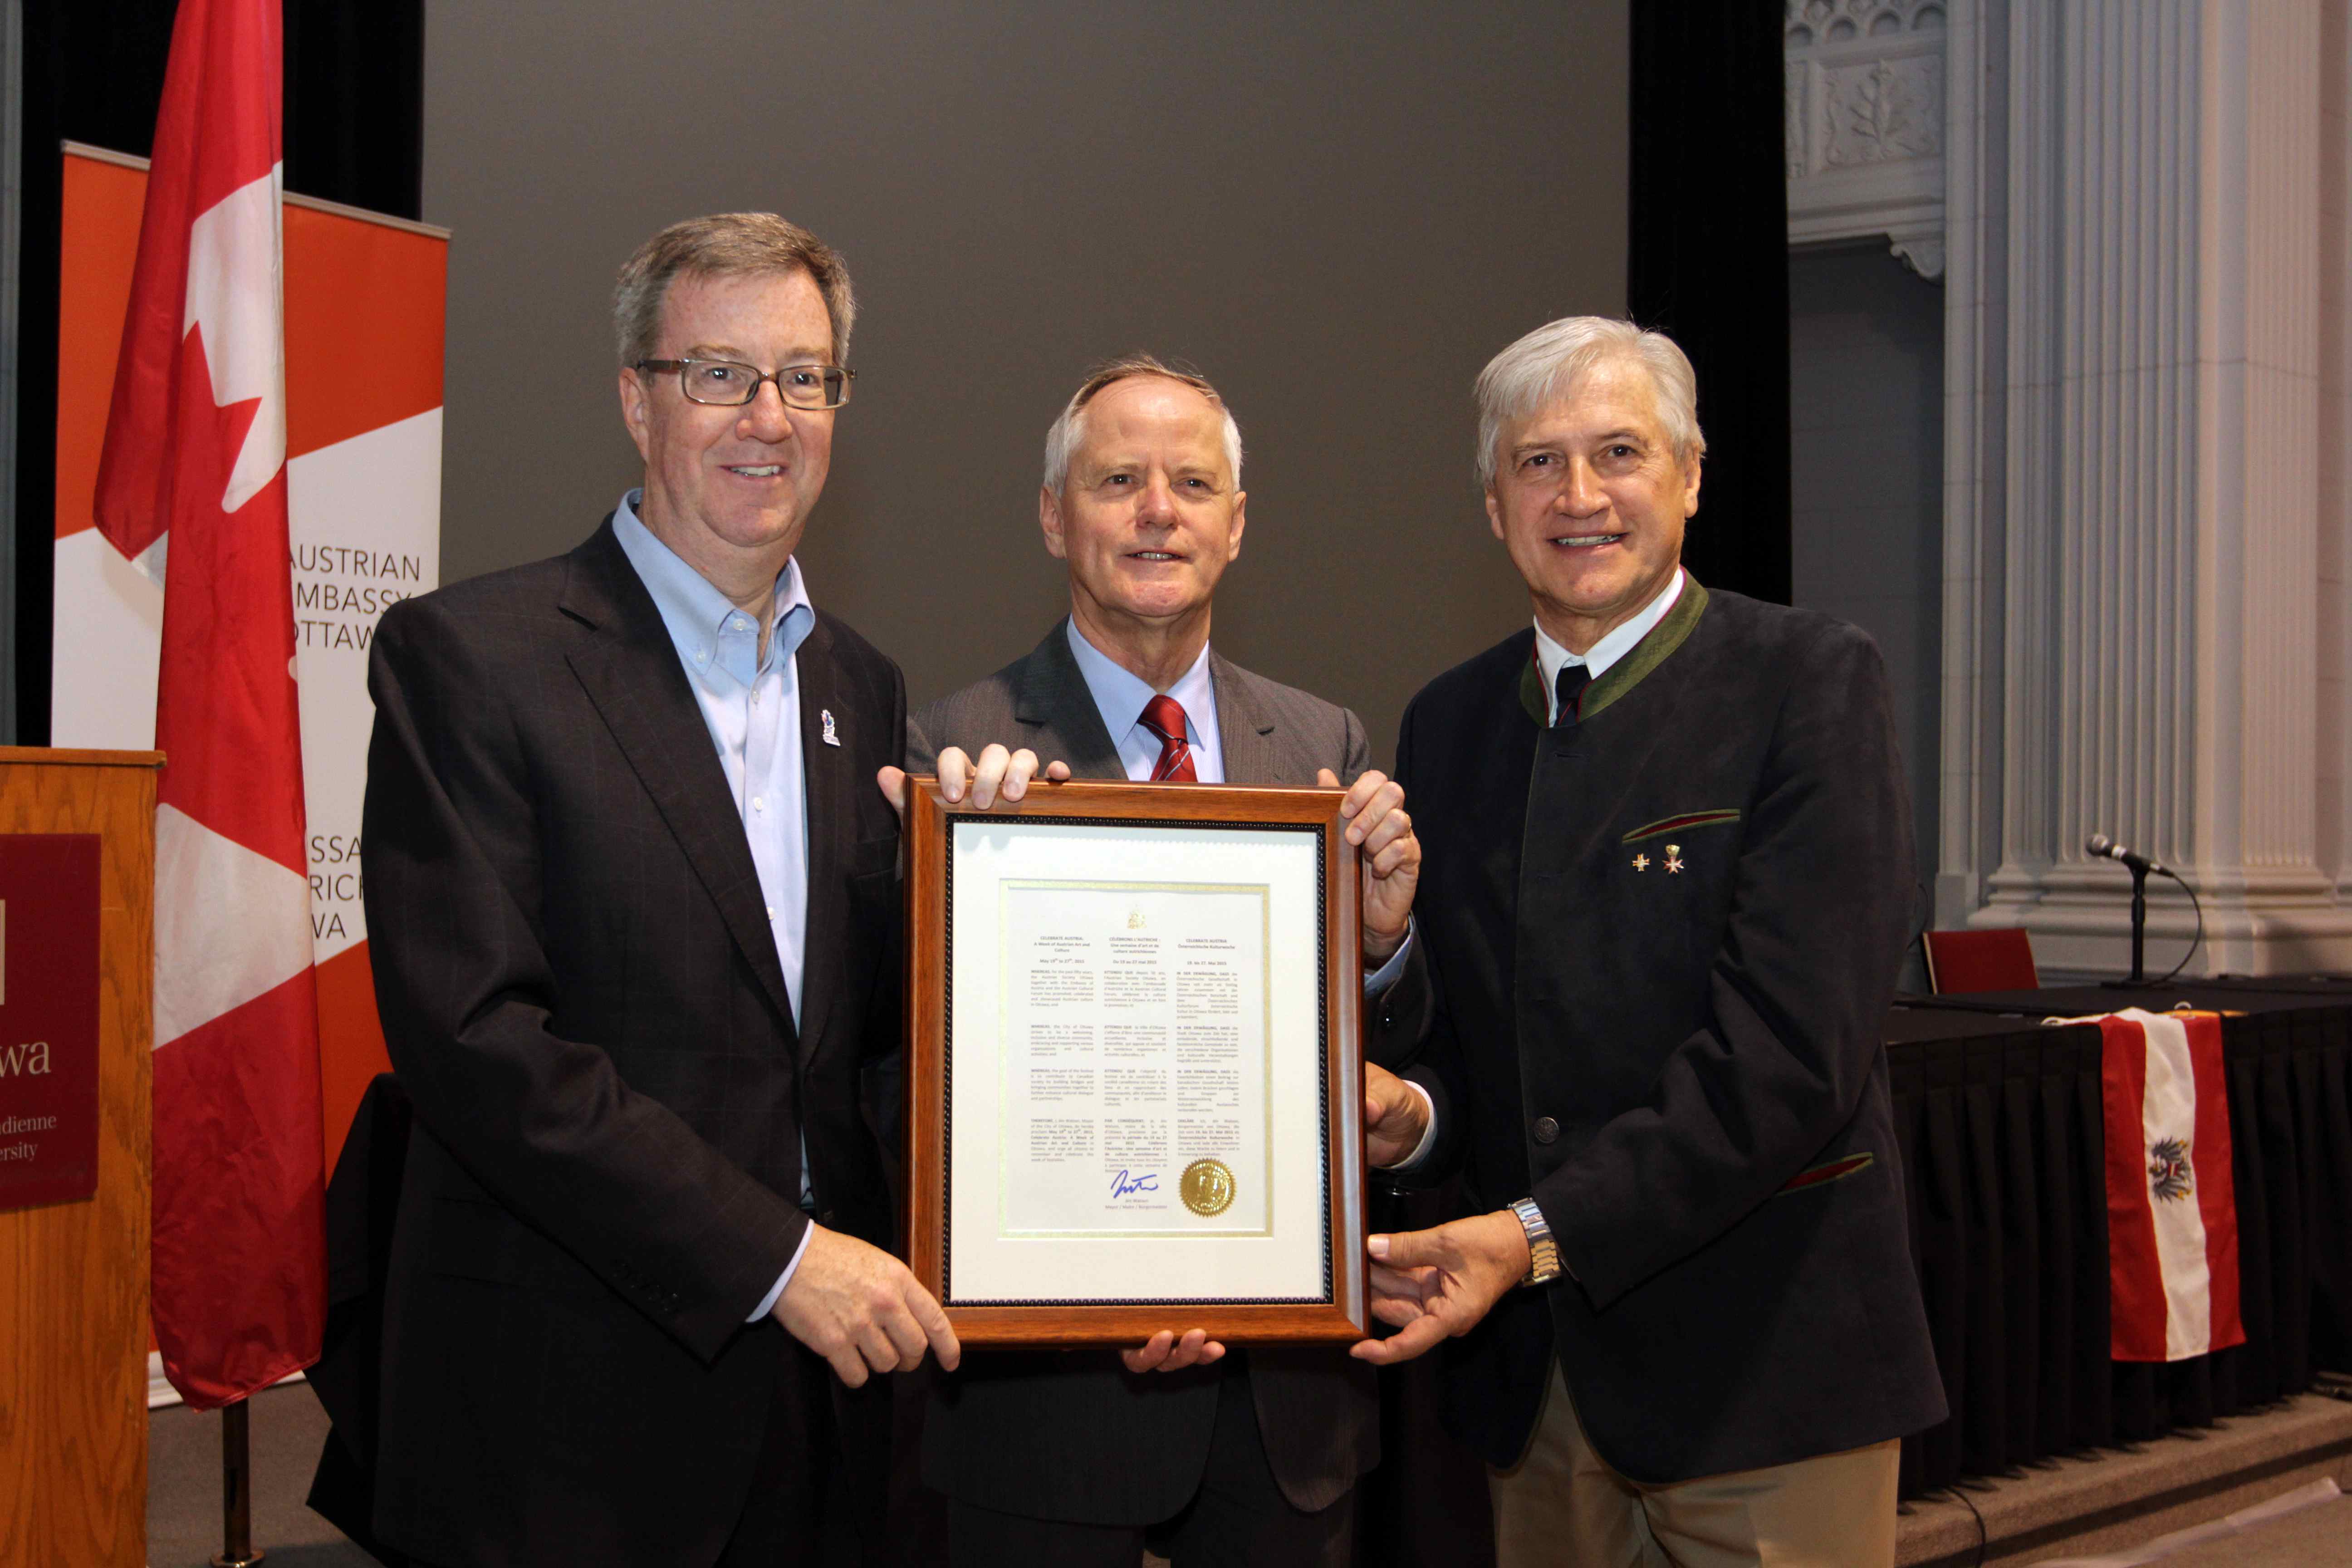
[1785,0,1950,48]
[1822,54,1943,167]
[1785,0,1950,274]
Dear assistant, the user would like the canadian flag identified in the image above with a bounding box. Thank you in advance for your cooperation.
[2094,1008,2244,1362]
[92,0,325,1408]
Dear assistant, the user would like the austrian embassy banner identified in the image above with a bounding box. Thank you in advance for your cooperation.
[50,142,447,1184]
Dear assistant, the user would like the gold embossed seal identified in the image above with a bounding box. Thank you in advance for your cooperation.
[1180,1158,1235,1217]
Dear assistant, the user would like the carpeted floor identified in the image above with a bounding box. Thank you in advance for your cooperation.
[147,1382,373,1568]
[145,1385,1147,1567]
[150,1385,2346,1568]
[2152,1494,2352,1566]
[2026,1487,2352,1567]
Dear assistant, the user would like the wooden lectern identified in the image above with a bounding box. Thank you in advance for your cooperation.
[0,747,161,1568]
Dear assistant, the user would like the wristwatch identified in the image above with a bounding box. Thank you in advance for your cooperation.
[1510,1196,1562,1287]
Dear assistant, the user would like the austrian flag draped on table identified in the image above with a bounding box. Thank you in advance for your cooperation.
[92,0,326,1408]
[2094,1008,2244,1363]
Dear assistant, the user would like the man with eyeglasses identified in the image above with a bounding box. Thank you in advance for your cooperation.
[354,212,1026,1567]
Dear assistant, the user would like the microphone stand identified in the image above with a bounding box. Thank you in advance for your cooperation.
[2101,860,2152,989]
[2127,861,2149,985]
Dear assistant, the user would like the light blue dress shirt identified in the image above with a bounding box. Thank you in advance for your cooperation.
[611,493,817,1321]
[1064,618,1226,782]
[1062,619,1412,995]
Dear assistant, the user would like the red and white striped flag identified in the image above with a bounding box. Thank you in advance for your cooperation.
[2094,1008,2244,1362]
[93,0,325,1409]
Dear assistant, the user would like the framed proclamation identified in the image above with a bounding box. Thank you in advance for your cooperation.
[904,779,1368,1345]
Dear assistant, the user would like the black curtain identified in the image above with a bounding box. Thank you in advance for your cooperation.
[284,2,425,220]
[12,0,423,744]
[1626,0,1793,606]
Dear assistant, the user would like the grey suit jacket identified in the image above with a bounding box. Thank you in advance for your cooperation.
[907,619,1431,1523]
[910,616,1374,794]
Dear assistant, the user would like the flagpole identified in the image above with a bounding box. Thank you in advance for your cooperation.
[212,1397,264,1568]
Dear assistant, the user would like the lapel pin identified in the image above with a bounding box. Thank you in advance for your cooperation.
[1665,843,1684,874]
[1632,853,1651,872]
[820,709,840,747]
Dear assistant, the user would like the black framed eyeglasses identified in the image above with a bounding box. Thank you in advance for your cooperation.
[634,357,855,410]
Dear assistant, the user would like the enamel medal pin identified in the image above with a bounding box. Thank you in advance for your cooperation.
[820,709,840,746]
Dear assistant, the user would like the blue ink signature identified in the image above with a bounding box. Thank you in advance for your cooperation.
[1110,1169,1160,1198]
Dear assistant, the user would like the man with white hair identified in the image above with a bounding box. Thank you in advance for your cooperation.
[897,354,1434,1566]
[1351,318,1945,1567]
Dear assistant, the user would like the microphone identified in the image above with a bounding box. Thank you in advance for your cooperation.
[2086,833,2167,877]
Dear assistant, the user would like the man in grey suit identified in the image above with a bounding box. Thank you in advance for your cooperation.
[896,356,1434,1566]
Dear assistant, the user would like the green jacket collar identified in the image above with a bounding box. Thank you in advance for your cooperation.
[1517,576,1711,726]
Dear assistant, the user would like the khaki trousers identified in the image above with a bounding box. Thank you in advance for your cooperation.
[1488,1359,1899,1568]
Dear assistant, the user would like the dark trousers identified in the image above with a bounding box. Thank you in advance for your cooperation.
[946,1360,1352,1568]
[718,1335,895,1568]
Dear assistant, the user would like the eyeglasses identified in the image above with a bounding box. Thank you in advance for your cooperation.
[634,358,856,410]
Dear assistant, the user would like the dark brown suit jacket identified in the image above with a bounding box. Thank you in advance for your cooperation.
[906,620,1431,1523]
[1399,584,1946,1480]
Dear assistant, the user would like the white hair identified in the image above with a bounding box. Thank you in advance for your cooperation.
[1041,354,1244,495]
[1473,317,1705,489]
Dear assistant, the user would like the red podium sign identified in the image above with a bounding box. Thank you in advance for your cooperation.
[0,834,101,1211]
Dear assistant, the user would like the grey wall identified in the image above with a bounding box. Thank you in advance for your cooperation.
[421,1,1627,762]
[1788,243,1944,940]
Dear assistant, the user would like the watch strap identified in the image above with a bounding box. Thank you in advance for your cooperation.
[1511,1196,1562,1287]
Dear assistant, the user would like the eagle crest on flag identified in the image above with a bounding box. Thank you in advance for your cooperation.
[2148,1137,2194,1203]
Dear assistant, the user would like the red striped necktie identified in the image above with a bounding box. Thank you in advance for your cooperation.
[1139,694,1198,782]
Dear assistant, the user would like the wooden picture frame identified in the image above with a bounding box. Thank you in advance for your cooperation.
[904,778,1367,1346]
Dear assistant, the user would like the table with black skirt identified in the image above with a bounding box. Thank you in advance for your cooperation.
[1358,979,2352,1563]
[1886,979,2352,1495]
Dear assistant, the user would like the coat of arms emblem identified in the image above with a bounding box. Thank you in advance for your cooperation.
[2148,1137,2194,1202]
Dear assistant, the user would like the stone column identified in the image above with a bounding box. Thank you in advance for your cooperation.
[2320,0,2352,915]
[1940,0,2352,975]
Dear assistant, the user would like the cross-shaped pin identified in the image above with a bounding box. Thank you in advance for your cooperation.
[1632,853,1651,872]
[1665,843,1684,874]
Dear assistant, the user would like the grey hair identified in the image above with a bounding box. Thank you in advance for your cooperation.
[613,212,857,368]
[1473,317,1705,489]
[1041,354,1244,495]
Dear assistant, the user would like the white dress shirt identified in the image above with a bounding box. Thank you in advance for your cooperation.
[1532,567,1686,724]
